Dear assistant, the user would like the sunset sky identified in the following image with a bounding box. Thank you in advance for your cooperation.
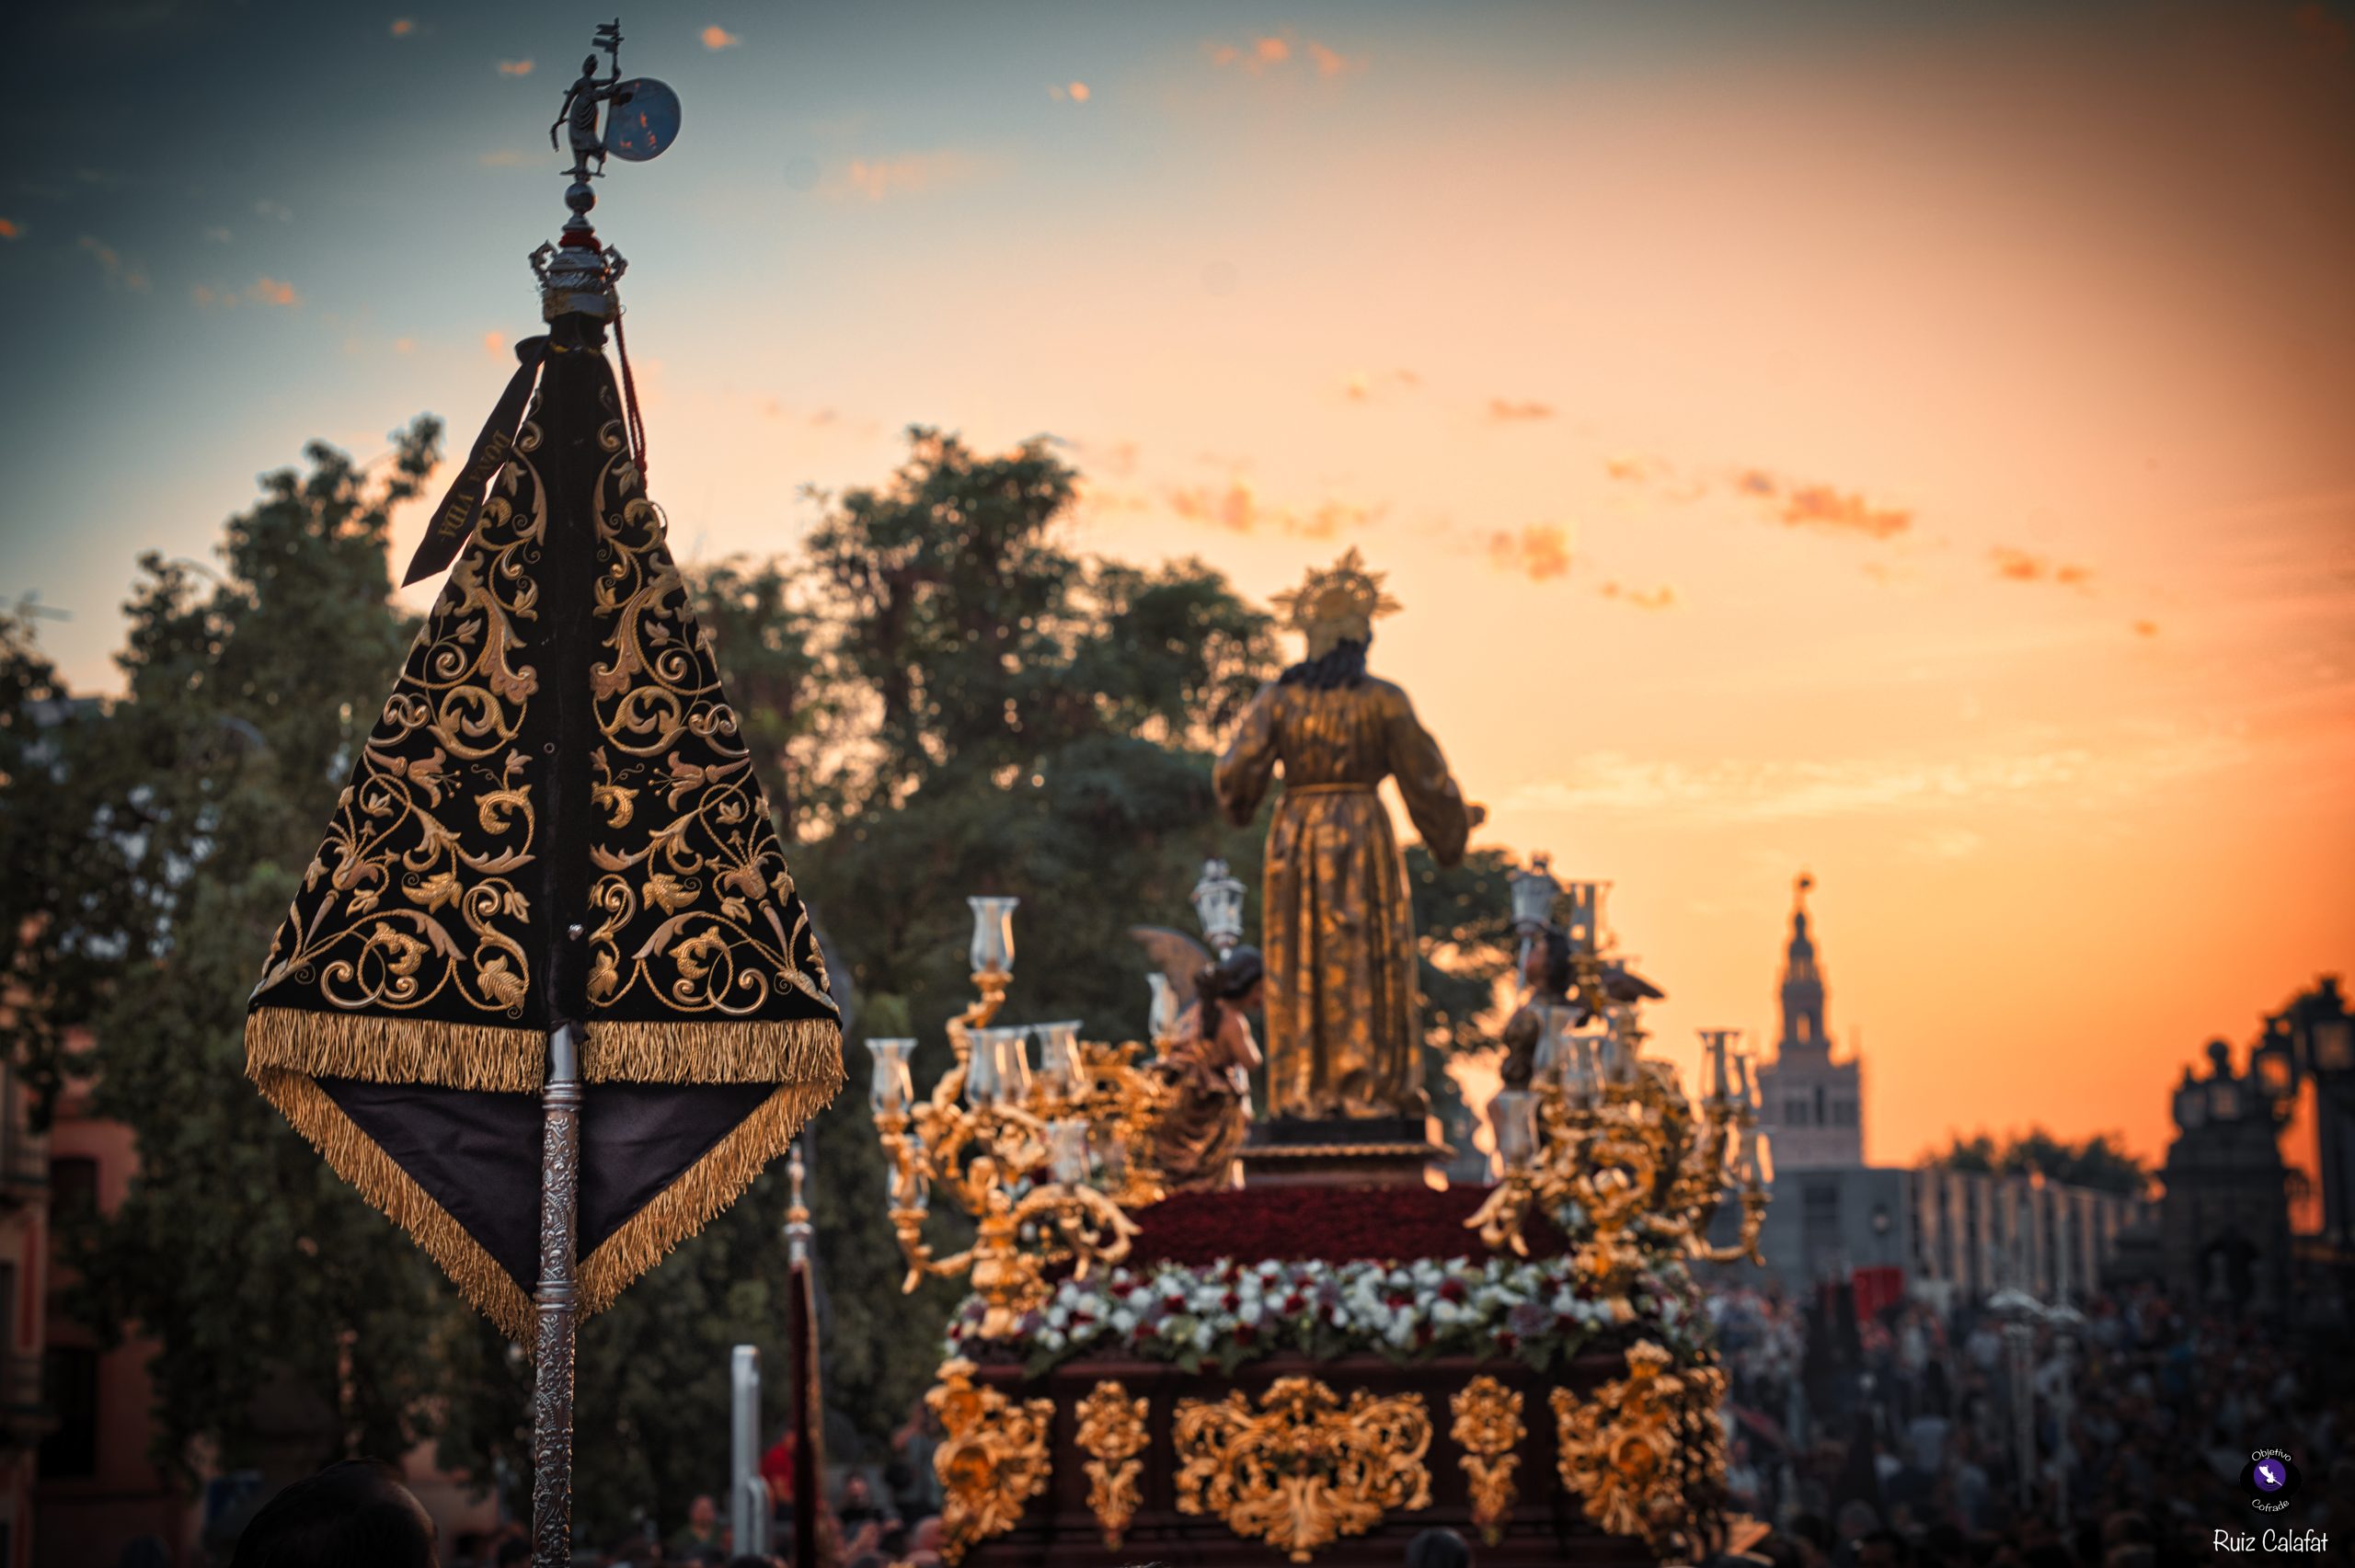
[5,0,2349,1168]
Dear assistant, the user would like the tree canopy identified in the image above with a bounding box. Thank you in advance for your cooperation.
[1929,1127,2150,1196]
[6,420,1519,1536]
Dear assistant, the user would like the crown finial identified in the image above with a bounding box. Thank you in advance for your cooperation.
[1272,547,1403,658]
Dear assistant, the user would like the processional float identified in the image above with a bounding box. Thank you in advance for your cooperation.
[864,553,1772,1565]
[245,26,841,1562]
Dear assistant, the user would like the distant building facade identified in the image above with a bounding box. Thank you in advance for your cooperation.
[2159,1036,2296,1316]
[1752,876,1862,1172]
[1733,878,2147,1301]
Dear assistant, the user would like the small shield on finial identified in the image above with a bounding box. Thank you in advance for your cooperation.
[606,78,682,162]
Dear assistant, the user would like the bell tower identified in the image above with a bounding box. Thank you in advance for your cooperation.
[1754,873,1865,1169]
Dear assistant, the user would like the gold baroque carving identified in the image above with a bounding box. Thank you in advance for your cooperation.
[1173,1377,1431,1563]
[926,1358,1051,1564]
[1449,1375,1524,1546]
[1551,1339,1729,1556]
[1074,1379,1150,1550]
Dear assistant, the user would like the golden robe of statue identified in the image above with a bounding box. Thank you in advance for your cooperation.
[1212,669,1468,1119]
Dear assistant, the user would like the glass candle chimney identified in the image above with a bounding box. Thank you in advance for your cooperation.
[1698,1029,1740,1103]
[1190,859,1246,956]
[1490,1089,1539,1172]
[1146,973,1178,1044]
[1032,1021,1086,1094]
[866,1036,917,1116]
[1047,1118,1092,1186]
[967,895,1019,977]
[1560,881,1605,956]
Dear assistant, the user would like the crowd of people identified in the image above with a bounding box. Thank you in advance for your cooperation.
[1708,1279,2353,1567]
[205,1276,2349,1567]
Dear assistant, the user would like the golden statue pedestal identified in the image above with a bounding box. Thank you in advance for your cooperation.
[1237,1116,1450,1189]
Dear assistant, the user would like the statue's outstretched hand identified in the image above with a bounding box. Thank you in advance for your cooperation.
[1466,802,1489,830]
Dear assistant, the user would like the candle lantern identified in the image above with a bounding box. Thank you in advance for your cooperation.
[975,1025,1031,1107]
[1189,859,1246,957]
[1698,1029,1740,1103]
[1047,1118,1092,1186]
[1508,855,1559,932]
[967,896,1019,977]
[867,1037,917,1116]
[1559,880,1606,956]
[1033,1021,1086,1093]
[1490,1089,1539,1172]
[1145,973,1178,1044]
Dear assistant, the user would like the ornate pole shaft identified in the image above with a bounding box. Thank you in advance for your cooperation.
[532,1021,585,1566]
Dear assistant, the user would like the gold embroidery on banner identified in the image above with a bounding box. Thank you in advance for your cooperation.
[251,410,549,1024]
[581,429,835,1032]
[1173,1378,1431,1563]
[1074,1380,1149,1549]
[1449,1375,1524,1546]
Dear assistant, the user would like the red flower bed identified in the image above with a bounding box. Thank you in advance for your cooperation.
[1127,1184,1567,1267]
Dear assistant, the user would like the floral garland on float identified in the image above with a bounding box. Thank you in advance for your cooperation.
[947,1251,1715,1378]
[870,869,1768,1565]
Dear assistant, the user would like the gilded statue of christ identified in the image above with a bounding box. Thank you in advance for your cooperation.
[1212,550,1472,1121]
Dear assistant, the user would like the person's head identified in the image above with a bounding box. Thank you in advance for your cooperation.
[685,1494,718,1529]
[842,1472,872,1507]
[1857,1530,1910,1568]
[1522,925,1574,998]
[1195,945,1267,1031]
[230,1459,436,1568]
[908,1516,945,1554]
[1833,1501,1882,1545]
[1405,1527,1473,1568]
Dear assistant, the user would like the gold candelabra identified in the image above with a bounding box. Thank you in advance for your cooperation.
[1471,875,1769,1287]
[867,897,1174,1338]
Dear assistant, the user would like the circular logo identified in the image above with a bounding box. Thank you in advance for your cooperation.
[2240,1452,2302,1505]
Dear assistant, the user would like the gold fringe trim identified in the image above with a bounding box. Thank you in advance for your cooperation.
[250,1066,535,1343]
[247,1007,547,1093]
[247,1007,844,1092]
[580,1016,844,1085]
[577,1074,844,1322]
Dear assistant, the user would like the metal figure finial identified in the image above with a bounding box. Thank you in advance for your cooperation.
[529,19,681,319]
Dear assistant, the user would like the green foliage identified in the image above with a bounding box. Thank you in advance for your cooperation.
[1931,1127,2149,1196]
[23,422,501,1482]
[22,419,1519,1533]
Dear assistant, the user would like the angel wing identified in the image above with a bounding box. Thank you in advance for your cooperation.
[1601,960,1664,1003]
[1128,924,1212,1010]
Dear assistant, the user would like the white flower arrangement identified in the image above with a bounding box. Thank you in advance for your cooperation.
[945,1252,1711,1377]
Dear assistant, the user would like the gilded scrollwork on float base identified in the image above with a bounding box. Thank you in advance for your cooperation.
[1448,1374,1524,1546]
[1551,1339,1729,1557]
[926,1358,1051,1566]
[1173,1377,1432,1563]
[1073,1379,1149,1550]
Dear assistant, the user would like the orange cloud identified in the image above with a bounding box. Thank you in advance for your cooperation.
[1486,397,1554,424]
[252,277,298,307]
[497,59,534,76]
[1599,580,1677,611]
[1305,40,1365,78]
[389,17,413,36]
[1166,480,1376,539]
[1209,32,1360,77]
[1736,470,1911,539]
[479,150,528,168]
[1990,546,2094,588]
[827,150,991,202]
[77,235,149,292]
[2132,620,2161,637]
[1487,523,1572,582]
[483,330,508,359]
[0,218,20,241]
[1603,455,1651,483]
[1343,368,1419,404]
[702,25,740,51]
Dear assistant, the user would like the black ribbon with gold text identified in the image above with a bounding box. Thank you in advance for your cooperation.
[401,335,551,587]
